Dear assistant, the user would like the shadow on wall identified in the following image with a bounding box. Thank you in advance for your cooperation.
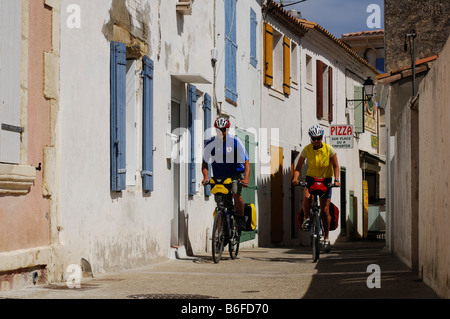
[256,159,308,247]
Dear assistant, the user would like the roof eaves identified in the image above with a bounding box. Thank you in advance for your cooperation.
[263,0,309,36]
[297,19,380,75]
[377,55,438,84]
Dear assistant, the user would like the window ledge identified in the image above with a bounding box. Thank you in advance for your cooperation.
[176,0,193,15]
[0,164,36,195]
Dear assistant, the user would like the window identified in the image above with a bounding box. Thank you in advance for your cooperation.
[272,30,283,92]
[225,0,237,104]
[263,24,292,96]
[291,42,298,85]
[316,60,333,121]
[110,42,154,192]
[305,54,312,86]
[126,60,138,186]
[0,1,22,164]
[250,8,257,68]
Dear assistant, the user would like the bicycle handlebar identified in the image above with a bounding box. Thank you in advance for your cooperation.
[202,179,249,187]
[294,181,340,188]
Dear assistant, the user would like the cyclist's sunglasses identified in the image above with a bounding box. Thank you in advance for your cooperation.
[311,136,322,141]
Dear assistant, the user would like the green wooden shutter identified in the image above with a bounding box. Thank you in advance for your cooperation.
[235,128,257,205]
[354,86,365,133]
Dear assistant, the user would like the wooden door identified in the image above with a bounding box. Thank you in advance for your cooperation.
[271,146,283,243]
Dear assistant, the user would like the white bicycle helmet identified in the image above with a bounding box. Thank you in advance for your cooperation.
[308,125,324,138]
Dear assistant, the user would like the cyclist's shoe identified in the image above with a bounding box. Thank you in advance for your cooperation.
[301,218,310,231]
[323,240,331,252]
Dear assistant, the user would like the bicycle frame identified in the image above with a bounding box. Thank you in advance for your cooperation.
[206,177,240,263]
[299,178,337,262]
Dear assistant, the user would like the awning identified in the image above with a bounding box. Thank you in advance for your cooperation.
[171,73,212,84]
[360,150,386,164]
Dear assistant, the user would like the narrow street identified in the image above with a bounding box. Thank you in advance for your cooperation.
[0,240,438,301]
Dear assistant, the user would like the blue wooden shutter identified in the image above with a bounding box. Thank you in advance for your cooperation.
[225,0,237,103]
[142,56,154,192]
[110,41,127,192]
[376,58,385,73]
[203,93,212,197]
[188,85,197,196]
[250,8,257,68]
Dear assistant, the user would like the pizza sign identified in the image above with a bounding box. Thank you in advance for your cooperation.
[330,125,354,149]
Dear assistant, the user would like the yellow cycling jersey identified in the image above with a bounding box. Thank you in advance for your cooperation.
[300,143,336,178]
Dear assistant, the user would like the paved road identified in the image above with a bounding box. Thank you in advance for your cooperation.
[0,240,439,302]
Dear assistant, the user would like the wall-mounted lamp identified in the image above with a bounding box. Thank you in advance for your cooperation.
[346,76,375,107]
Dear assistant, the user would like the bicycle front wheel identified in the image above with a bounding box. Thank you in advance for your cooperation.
[212,210,225,263]
[311,212,320,263]
[229,216,240,260]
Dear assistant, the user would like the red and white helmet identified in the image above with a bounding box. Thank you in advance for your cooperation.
[214,117,231,129]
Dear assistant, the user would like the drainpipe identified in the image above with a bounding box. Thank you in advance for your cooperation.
[405,30,417,97]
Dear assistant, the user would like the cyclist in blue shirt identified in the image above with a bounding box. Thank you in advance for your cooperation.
[202,117,250,228]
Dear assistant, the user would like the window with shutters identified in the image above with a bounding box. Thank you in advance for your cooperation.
[264,24,291,96]
[316,60,333,122]
[111,42,154,193]
[225,0,238,105]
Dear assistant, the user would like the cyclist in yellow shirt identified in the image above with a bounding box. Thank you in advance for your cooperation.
[292,125,341,252]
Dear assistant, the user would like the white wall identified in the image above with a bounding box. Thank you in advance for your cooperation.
[58,0,262,273]
[300,30,379,243]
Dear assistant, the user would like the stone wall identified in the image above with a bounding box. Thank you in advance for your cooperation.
[385,0,450,71]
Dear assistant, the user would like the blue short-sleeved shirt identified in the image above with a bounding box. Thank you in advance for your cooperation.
[203,134,249,178]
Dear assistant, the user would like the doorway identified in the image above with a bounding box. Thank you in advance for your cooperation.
[340,168,347,236]
[170,100,181,247]
[270,146,283,243]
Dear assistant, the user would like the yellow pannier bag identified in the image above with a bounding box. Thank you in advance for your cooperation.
[244,204,257,231]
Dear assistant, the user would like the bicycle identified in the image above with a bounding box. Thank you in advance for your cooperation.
[298,178,339,263]
[205,177,241,264]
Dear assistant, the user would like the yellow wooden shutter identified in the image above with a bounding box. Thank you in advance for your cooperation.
[264,23,273,86]
[283,36,291,95]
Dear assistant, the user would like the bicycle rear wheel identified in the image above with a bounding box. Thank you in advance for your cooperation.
[212,210,225,263]
[311,211,320,263]
[229,216,240,259]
